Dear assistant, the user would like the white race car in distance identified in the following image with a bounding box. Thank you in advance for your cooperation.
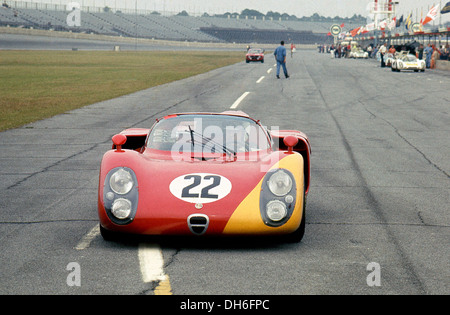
[391,52,425,72]
[350,48,369,59]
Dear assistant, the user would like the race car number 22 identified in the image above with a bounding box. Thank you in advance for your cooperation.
[169,173,232,204]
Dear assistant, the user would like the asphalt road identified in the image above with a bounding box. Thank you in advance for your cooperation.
[0,49,449,296]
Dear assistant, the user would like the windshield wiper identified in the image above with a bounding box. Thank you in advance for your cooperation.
[189,129,236,160]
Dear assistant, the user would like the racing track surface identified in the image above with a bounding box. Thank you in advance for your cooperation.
[0,50,449,295]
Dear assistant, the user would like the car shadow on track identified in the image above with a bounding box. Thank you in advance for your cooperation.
[103,233,299,250]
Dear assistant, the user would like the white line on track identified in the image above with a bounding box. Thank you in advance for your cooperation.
[230,92,250,109]
[256,76,265,83]
[75,225,100,250]
[138,243,167,282]
[267,68,273,74]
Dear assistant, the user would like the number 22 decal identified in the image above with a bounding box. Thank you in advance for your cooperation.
[182,175,221,199]
[170,173,232,204]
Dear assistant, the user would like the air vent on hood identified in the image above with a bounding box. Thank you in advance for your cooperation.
[187,214,209,235]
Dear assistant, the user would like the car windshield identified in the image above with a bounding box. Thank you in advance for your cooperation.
[248,49,263,54]
[147,114,271,154]
[402,55,417,62]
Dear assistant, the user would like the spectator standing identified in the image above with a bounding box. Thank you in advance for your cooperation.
[440,45,449,60]
[424,44,433,68]
[430,45,440,69]
[379,43,387,67]
[417,44,424,60]
[274,41,289,79]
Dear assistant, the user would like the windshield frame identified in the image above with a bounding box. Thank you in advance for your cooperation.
[145,113,272,158]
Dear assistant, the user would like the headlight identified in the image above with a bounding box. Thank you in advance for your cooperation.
[260,168,297,227]
[111,198,132,219]
[266,200,288,222]
[110,168,134,195]
[103,167,138,225]
[267,169,292,196]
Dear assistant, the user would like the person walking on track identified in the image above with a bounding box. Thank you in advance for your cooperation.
[274,41,289,79]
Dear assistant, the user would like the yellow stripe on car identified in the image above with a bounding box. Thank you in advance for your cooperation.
[223,153,304,235]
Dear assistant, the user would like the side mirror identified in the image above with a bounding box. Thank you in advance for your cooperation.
[112,134,127,152]
[283,136,298,154]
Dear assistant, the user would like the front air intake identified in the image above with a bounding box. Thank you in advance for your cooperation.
[187,214,209,235]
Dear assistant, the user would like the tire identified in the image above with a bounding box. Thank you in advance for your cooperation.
[100,224,119,241]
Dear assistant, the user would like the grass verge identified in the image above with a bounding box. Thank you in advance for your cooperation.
[0,50,243,131]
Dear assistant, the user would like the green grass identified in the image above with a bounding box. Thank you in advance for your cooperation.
[0,50,244,131]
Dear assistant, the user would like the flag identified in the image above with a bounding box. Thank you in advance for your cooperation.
[388,17,396,30]
[360,26,369,34]
[327,32,331,36]
[365,23,375,32]
[340,23,345,28]
[379,19,387,30]
[441,1,450,14]
[405,13,412,30]
[396,15,403,27]
[350,27,361,37]
[422,4,440,25]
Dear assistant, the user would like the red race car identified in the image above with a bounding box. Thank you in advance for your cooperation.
[98,111,311,242]
[246,49,265,63]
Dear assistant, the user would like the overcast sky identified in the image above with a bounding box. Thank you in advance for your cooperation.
[26,0,450,22]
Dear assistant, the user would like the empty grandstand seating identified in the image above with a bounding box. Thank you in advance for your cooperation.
[1,6,356,44]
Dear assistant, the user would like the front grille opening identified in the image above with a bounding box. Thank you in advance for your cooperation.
[187,214,209,236]
[190,217,207,225]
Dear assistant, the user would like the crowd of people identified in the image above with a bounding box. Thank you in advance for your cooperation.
[318,41,449,69]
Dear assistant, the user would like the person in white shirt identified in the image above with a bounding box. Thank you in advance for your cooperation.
[379,43,387,67]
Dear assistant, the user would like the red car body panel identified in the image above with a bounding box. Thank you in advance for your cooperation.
[98,112,311,239]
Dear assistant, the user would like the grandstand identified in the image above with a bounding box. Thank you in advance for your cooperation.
[0,2,363,44]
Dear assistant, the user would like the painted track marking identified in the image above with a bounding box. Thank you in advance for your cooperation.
[230,92,250,109]
[75,225,100,250]
[138,243,167,282]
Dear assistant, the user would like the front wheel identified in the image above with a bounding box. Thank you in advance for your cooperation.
[100,224,119,241]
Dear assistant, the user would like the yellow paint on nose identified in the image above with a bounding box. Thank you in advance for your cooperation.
[223,153,304,235]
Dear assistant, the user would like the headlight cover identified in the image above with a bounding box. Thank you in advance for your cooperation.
[267,169,293,196]
[260,168,297,227]
[111,198,132,220]
[103,167,138,225]
[110,168,134,195]
[266,200,288,222]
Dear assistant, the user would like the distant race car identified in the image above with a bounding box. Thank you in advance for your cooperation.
[246,49,265,63]
[98,111,311,242]
[384,53,395,67]
[391,51,425,72]
[350,48,369,59]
